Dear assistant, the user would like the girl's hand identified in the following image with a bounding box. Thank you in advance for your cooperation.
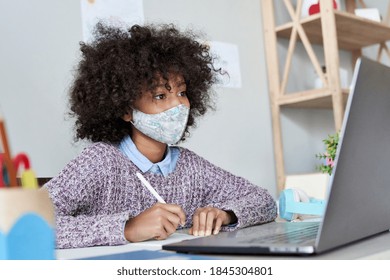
[189,207,237,237]
[124,203,186,242]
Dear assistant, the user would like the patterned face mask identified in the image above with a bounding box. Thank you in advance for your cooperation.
[131,104,190,145]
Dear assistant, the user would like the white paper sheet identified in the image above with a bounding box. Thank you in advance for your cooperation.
[209,41,242,89]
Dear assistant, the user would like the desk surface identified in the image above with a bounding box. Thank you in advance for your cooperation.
[56,227,390,260]
[56,232,200,260]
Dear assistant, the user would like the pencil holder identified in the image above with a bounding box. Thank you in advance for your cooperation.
[0,188,55,259]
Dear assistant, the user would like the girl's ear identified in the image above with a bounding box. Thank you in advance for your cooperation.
[122,111,132,122]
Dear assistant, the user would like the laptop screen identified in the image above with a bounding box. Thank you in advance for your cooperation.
[316,57,390,252]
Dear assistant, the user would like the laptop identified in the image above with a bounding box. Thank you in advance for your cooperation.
[163,57,390,255]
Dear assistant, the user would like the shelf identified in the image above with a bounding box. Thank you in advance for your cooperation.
[278,88,350,109]
[276,11,390,51]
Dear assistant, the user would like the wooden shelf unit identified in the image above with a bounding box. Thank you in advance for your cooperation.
[276,11,390,51]
[279,88,350,109]
[261,0,390,194]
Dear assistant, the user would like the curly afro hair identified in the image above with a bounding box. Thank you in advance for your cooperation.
[69,22,220,144]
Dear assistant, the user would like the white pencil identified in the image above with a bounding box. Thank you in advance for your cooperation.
[136,172,166,204]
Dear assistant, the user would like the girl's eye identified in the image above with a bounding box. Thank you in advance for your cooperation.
[178,91,187,97]
[153,94,166,100]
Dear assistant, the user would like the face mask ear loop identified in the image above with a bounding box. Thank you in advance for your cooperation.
[128,107,136,125]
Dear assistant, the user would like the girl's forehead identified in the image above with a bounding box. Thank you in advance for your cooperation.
[140,73,186,94]
[152,73,186,88]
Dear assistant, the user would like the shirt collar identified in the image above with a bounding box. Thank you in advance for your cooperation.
[119,135,173,177]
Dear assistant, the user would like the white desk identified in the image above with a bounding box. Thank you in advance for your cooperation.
[56,227,390,260]
[56,231,200,260]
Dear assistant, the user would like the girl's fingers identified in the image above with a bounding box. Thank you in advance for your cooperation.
[197,211,207,236]
[191,210,200,236]
[190,207,233,236]
[205,211,216,236]
[159,203,186,226]
[213,217,223,235]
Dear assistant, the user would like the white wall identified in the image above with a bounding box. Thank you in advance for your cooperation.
[0,0,84,177]
[0,0,277,197]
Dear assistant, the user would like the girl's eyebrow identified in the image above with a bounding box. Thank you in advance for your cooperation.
[176,80,186,87]
[154,80,186,89]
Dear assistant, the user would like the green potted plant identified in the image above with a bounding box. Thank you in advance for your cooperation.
[316,133,339,175]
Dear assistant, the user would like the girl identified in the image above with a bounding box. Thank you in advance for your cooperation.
[44,23,277,249]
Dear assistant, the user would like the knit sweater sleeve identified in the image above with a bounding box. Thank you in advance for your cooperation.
[44,145,130,249]
[196,152,277,231]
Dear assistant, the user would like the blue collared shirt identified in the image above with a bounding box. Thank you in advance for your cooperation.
[118,135,180,177]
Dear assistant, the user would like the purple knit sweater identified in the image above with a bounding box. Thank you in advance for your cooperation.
[45,142,277,249]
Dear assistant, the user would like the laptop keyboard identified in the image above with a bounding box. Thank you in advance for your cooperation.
[246,223,319,245]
